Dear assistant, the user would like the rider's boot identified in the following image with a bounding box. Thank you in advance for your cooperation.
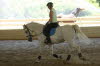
[44,37,52,44]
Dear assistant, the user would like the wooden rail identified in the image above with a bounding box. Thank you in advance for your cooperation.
[0,22,100,26]
[0,17,100,27]
[0,16,100,39]
[0,17,100,22]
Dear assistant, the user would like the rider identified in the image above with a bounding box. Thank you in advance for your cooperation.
[43,2,59,44]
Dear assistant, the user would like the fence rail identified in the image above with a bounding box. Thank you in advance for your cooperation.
[0,16,100,39]
[0,17,100,22]
[0,17,100,27]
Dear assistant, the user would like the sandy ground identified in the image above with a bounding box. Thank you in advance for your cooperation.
[0,38,100,66]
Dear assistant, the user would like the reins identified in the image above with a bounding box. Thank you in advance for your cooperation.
[24,25,43,37]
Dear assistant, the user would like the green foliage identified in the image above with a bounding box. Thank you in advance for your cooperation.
[96,0,100,6]
[85,0,100,7]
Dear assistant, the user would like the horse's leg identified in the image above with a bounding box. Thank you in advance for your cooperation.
[75,44,85,60]
[73,25,88,61]
[49,45,57,58]
[65,40,81,61]
[35,43,45,63]
[72,41,87,61]
[67,40,87,61]
[66,41,73,61]
[77,49,87,61]
[48,45,62,59]
[61,26,74,61]
[50,45,54,55]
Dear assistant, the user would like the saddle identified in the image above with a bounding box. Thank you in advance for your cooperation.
[43,23,58,37]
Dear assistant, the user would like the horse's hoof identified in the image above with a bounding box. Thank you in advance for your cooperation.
[38,56,42,60]
[53,54,59,58]
[59,55,62,59]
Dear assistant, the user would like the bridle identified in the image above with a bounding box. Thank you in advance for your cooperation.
[23,24,43,38]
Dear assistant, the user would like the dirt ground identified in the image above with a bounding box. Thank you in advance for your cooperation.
[0,38,100,66]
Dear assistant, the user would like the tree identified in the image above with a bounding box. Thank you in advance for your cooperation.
[96,0,100,6]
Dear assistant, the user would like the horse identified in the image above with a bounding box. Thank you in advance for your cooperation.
[22,7,92,63]
[23,22,91,63]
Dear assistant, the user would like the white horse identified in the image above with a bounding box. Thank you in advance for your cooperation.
[23,8,91,63]
[23,22,90,62]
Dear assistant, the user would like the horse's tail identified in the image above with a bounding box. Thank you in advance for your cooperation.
[73,24,92,45]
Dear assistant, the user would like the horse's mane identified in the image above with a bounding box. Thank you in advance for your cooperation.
[26,21,44,27]
[30,21,44,25]
[25,21,44,32]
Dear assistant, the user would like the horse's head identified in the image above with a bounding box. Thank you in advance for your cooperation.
[23,22,44,42]
[25,22,44,33]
